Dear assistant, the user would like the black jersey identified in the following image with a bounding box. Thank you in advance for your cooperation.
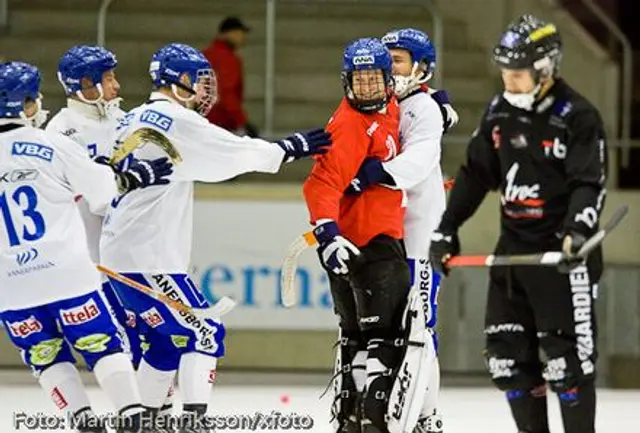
[440,79,607,250]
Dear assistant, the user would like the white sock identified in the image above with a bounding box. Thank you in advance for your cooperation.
[158,381,176,416]
[178,352,217,405]
[93,353,143,414]
[136,358,176,408]
[38,362,92,416]
[351,350,367,392]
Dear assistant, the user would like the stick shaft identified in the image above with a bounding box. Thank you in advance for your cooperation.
[97,265,194,315]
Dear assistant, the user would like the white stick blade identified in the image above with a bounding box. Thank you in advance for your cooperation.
[280,235,313,308]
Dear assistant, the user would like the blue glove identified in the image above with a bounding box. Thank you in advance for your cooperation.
[430,89,459,133]
[124,157,173,189]
[276,128,332,162]
[344,158,395,196]
[313,220,361,275]
[96,156,173,193]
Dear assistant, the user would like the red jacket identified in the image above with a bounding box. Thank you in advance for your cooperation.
[202,39,247,130]
[303,98,405,247]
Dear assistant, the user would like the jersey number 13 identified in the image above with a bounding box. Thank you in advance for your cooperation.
[0,185,46,246]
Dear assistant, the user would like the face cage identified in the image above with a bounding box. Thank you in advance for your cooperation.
[342,70,393,113]
[194,68,217,117]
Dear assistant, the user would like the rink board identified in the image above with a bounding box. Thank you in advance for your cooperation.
[1,185,639,385]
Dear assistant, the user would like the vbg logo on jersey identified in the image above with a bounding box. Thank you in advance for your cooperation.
[15,248,39,266]
[140,109,173,132]
[12,142,54,162]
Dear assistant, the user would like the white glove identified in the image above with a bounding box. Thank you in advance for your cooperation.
[313,220,361,275]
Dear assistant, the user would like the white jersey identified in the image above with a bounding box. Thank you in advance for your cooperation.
[100,92,286,274]
[0,123,119,311]
[383,91,446,258]
[45,100,125,264]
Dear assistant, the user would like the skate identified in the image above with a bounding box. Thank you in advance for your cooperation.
[413,413,443,433]
[71,408,107,433]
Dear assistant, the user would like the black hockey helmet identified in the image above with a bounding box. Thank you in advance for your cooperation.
[492,14,562,80]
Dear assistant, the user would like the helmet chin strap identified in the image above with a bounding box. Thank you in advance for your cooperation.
[170,83,197,106]
[18,99,49,128]
[393,62,433,99]
[75,83,122,117]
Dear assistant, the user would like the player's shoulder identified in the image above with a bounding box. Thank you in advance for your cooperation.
[45,108,77,137]
[401,90,443,120]
[4,126,75,166]
[549,79,602,124]
[482,93,509,120]
[129,99,206,135]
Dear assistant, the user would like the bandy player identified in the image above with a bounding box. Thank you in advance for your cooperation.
[99,43,331,431]
[0,61,171,433]
[345,28,459,433]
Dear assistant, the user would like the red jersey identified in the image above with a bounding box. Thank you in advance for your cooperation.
[303,97,404,247]
[202,39,247,131]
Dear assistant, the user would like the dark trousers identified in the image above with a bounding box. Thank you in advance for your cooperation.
[326,235,410,432]
[484,239,600,433]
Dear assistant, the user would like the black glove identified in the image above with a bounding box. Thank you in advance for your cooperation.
[429,228,461,276]
[276,128,332,162]
[344,158,394,195]
[117,157,173,193]
[557,231,588,274]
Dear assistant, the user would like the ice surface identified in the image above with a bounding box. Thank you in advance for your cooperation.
[0,384,638,432]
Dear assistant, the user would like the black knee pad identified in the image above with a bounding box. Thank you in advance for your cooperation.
[484,350,544,392]
[542,354,595,393]
[540,327,596,391]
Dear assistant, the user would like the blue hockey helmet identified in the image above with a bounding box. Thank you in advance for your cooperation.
[57,45,117,95]
[149,43,216,116]
[341,38,394,112]
[382,28,436,77]
[0,62,41,118]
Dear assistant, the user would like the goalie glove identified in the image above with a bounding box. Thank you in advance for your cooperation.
[313,220,361,275]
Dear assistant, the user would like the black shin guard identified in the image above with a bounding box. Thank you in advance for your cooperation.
[506,387,550,433]
[557,381,596,433]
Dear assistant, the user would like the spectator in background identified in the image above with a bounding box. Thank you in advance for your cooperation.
[203,16,259,137]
